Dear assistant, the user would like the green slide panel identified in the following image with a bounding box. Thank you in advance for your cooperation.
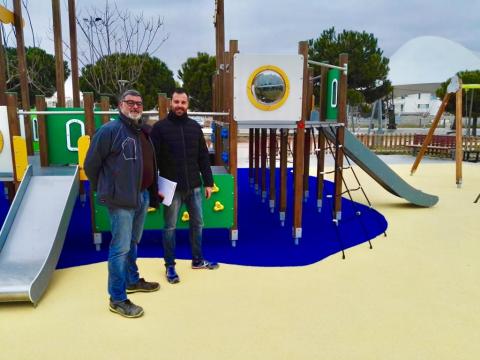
[325,68,340,121]
[92,168,234,232]
[46,107,104,166]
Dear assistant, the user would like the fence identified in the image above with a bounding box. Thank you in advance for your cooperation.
[355,133,415,154]
[355,133,480,157]
[293,133,480,157]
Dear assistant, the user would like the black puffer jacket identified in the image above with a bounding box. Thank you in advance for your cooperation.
[84,113,159,209]
[150,111,213,191]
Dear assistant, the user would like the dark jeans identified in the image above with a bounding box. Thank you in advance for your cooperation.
[163,187,204,266]
[107,190,149,302]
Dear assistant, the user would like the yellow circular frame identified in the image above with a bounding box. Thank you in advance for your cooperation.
[246,65,290,111]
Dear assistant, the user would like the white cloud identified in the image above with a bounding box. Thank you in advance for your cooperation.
[5,0,479,79]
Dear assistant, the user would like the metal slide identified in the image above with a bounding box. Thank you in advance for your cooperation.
[322,127,438,207]
[0,165,79,304]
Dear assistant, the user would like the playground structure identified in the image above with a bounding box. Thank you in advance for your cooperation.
[410,75,480,186]
[0,0,440,304]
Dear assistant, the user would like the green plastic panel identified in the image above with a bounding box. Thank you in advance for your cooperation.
[93,170,234,232]
[46,107,103,165]
[325,68,340,121]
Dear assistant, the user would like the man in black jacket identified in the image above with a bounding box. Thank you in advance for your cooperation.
[151,88,219,284]
[85,89,160,318]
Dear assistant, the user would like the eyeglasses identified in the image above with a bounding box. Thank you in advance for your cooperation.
[123,100,143,107]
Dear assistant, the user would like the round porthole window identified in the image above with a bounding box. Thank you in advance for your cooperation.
[247,65,290,111]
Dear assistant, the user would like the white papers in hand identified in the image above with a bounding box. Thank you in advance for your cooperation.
[157,176,177,206]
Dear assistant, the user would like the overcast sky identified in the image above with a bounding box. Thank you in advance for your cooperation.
[4,0,480,80]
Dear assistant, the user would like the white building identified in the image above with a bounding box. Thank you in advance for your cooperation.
[47,76,83,108]
[394,93,441,116]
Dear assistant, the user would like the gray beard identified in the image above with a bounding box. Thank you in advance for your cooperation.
[127,111,142,122]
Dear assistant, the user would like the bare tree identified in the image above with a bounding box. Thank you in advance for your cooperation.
[73,0,169,96]
[1,0,46,98]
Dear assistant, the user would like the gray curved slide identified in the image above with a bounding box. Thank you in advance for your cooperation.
[0,165,79,305]
[322,127,438,207]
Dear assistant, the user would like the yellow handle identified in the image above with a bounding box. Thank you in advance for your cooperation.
[78,135,90,181]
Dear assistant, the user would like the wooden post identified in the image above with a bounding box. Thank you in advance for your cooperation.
[82,92,98,247]
[211,73,217,152]
[303,67,314,200]
[260,128,267,201]
[279,129,288,225]
[292,41,308,241]
[100,96,110,124]
[292,126,296,166]
[269,128,276,212]
[13,0,33,155]
[214,75,223,165]
[248,128,254,184]
[227,39,238,242]
[68,0,80,107]
[319,67,328,121]
[83,93,95,136]
[411,93,451,175]
[157,93,168,120]
[35,95,49,166]
[455,85,463,186]
[316,130,326,211]
[52,0,65,107]
[303,128,311,200]
[6,93,21,187]
[214,0,225,99]
[333,53,348,221]
[254,128,260,193]
[316,66,328,211]
[214,0,225,167]
[223,50,230,118]
[0,26,7,106]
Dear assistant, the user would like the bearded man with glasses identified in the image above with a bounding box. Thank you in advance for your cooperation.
[85,89,160,318]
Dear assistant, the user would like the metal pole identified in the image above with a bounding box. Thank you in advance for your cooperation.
[307,60,347,74]
[17,110,229,116]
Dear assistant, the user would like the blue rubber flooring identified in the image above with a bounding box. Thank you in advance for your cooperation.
[0,168,387,268]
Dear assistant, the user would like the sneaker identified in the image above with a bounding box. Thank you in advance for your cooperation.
[166,266,180,284]
[126,278,160,293]
[191,259,219,270]
[109,299,144,318]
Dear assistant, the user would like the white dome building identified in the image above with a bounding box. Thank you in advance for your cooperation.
[389,36,480,115]
[390,36,480,88]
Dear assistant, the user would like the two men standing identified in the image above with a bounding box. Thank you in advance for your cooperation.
[85,88,218,318]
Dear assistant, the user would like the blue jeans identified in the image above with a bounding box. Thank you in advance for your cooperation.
[107,190,149,302]
[163,187,204,266]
